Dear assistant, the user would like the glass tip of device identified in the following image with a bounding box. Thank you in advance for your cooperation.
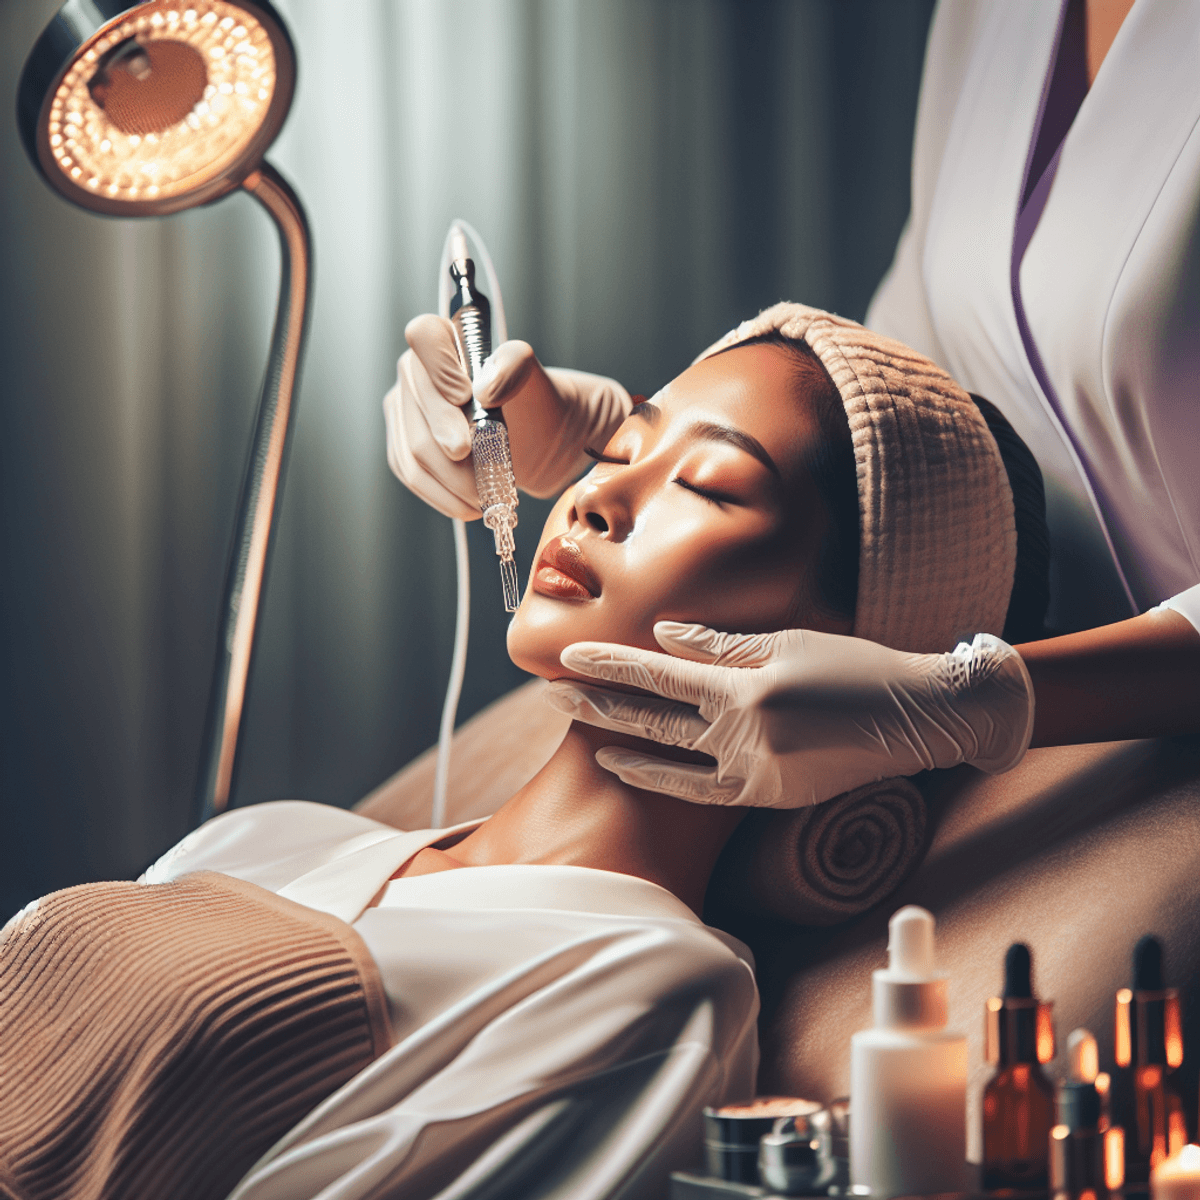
[499,556,520,613]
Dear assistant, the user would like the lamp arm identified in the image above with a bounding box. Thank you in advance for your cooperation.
[193,160,312,826]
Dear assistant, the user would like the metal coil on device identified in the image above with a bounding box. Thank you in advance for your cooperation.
[456,305,490,379]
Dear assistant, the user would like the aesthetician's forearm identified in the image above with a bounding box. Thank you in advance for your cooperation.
[1017,608,1200,747]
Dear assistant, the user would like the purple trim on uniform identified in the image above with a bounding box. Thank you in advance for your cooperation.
[1022,0,1088,214]
[1010,0,1138,615]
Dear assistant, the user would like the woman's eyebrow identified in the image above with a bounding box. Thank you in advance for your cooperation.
[689,420,781,478]
[629,401,780,477]
[629,400,662,425]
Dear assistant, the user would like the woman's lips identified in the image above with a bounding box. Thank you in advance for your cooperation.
[532,536,601,601]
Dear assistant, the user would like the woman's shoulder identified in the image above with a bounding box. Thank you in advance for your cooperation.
[140,800,401,892]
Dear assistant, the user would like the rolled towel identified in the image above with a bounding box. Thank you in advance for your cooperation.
[708,777,927,926]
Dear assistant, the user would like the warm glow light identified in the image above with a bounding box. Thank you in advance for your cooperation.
[1069,1028,1099,1085]
[1152,1144,1200,1200]
[1037,1000,1056,1063]
[985,996,1002,1064]
[1106,1125,1126,1190]
[46,0,275,204]
[1170,1111,1189,1157]
[1115,988,1133,1067]
[1166,994,1184,1068]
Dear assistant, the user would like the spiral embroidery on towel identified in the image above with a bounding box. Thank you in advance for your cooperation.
[709,777,927,926]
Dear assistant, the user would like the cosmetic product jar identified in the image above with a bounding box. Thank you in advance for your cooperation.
[759,1110,837,1195]
[704,1097,822,1184]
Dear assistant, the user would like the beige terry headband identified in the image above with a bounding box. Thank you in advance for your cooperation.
[697,302,1017,653]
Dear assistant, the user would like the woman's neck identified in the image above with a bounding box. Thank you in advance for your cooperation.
[444,720,746,916]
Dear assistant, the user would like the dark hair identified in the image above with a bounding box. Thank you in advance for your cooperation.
[717,336,1050,642]
[969,395,1050,643]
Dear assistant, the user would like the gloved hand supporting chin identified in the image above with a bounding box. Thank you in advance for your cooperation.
[544,622,1036,809]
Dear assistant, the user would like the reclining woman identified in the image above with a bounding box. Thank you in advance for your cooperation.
[0,305,1041,1200]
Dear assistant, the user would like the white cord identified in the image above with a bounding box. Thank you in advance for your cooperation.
[431,220,509,829]
[432,516,469,828]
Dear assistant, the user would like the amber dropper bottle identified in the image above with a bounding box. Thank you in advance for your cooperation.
[982,943,1057,1189]
[1114,936,1187,1183]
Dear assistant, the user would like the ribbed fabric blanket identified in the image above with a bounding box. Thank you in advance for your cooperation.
[0,871,390,1200]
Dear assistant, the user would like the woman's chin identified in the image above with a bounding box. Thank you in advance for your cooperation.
[507,590,647,682]
[506,596,578,681]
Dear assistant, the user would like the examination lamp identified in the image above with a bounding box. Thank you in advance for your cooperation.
[18,0,312,825]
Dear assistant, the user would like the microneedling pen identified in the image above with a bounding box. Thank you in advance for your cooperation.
[448,230,520,611]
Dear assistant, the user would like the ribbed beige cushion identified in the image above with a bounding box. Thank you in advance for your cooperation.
[697,302,1017,652]
[0,871,391,1200]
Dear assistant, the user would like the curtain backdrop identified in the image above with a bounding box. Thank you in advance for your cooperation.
[0,0,934,916]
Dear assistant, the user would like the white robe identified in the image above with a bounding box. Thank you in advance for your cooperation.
[140,800,760,1200]
[867,0,1200,635]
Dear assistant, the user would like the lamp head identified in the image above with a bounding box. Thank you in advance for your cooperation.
[18,0,295,216]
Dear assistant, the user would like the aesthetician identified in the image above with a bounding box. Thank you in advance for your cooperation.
[385,0,1200,809]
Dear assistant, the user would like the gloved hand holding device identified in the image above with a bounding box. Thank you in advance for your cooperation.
[383,313,632,519]
[546,622,1036,809]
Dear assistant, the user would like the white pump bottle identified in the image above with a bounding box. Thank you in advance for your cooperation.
[850,905,969,1197]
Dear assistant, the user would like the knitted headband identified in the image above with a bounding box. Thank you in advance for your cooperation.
[696,302,1017,653]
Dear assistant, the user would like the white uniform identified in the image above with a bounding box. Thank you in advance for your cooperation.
[141,801,759,1200]
[867,0,1200,635]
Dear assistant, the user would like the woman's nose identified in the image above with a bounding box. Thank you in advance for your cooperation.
[572,472,635,541]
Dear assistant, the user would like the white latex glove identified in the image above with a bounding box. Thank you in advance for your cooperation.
[382,313,633,519]
[544,623,1036,808]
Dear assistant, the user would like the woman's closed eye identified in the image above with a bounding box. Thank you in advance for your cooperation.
[673,477,734,506]
[583,446,627,466]
[584,446,734,507]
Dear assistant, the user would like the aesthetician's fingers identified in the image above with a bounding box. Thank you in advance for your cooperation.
[397,354,481,507]
[652,622,797,668]
[403,348,473,461]
[383,366,479,521]
[384,394,477,519]
[544,681,709,749]
[404,314,472,406]
[559,642,732,712]
[593,749,744,805]
[472,340,541,409]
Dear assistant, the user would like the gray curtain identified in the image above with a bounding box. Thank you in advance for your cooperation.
[0,0,934,916]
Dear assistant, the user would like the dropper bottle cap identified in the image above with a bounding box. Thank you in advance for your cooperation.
[1058,1028,1103,1130]
[985,942,1055,1065]
[872,906,948,1031]
[1007,942,1033,997]
[1115,935,1183,1069]
[1136,936,1164,991]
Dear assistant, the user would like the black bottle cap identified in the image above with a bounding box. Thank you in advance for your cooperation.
[1004,943,1034,999]
[1133,936,1164,991]
[987,942,1051,1065]
[1057,1080,1102,1131]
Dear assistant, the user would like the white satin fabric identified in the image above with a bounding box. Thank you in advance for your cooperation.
[141,800,759,1200]
[867,0,1200,634]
